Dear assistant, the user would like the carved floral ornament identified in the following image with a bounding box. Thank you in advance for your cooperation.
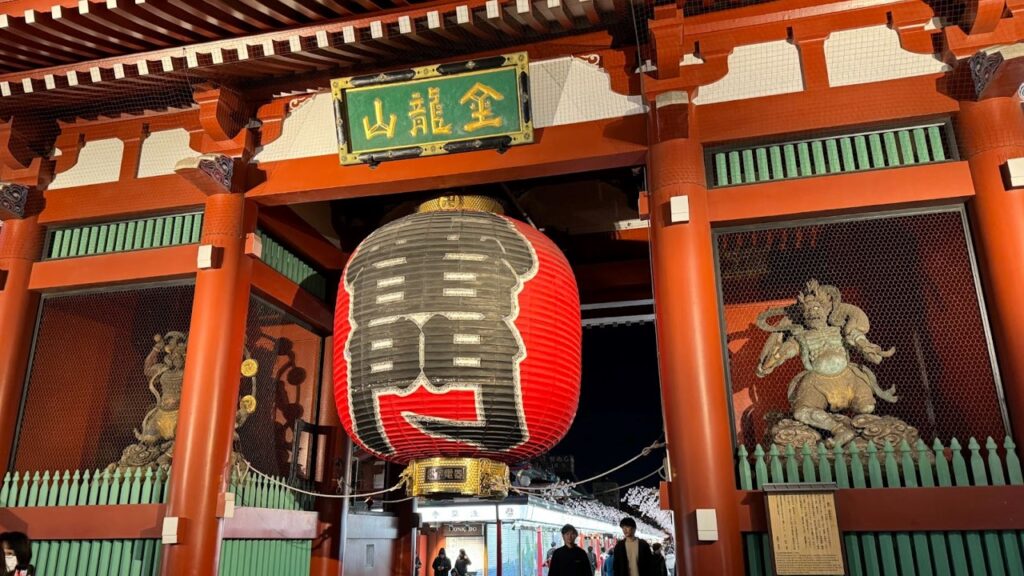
[0,183,29,219]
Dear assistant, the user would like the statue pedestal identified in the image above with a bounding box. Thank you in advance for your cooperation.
[108,440,249,480]
[769,414,928,459]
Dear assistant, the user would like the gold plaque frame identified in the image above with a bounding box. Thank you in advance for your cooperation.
[331,52,533,167]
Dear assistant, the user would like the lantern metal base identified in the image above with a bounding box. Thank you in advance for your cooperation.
[403,457,511,499]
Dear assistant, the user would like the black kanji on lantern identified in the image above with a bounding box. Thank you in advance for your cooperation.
[343,211,538,455]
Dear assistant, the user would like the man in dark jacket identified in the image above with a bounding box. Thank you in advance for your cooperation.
[549,524,593,576]
[431,548,452,576]
[612,517,656,576]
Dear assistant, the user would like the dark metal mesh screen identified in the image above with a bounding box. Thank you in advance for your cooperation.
[716,209,1006,449]
[14,283,195,472]
[237,296,323,480]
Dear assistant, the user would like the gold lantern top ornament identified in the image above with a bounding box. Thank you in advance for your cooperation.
[416,194,504,215]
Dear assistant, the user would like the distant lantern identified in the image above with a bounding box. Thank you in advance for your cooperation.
[333,195,581,498]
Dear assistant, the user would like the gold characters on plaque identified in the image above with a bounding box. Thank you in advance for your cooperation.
[362,98,397,140]
[360,82,508,141]
[408,87,453,137]
[459,82,504,132]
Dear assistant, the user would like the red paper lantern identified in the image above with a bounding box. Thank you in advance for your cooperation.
[333,202,581,475]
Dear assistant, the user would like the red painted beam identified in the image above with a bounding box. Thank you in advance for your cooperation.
[40,174,206,226]
[28,244,198,292]
[258,206,347,272]
[737,486,1024,532]
[246,116,648,205]
[251,259,334,333]
[0,504,317,540]
[706,161,975,224]
[698,74,958,144]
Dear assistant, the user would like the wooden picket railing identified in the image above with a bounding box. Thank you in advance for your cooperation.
[1,468,315,575]
[738,437,1024,575]
[707,121,954,188]
[1,468,315,511]
[229,470,317,512]
[45,212,204,260]
[1,468,169,508]
[256,229,328,300]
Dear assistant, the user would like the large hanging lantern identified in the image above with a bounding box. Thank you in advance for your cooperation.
[333,195,581,498]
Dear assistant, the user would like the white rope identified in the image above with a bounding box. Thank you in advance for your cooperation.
[591,466,664,496]
[242,459,406,500]
[514,439,665,492]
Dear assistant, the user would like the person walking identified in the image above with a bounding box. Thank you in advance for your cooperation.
[0,532,34,576]
[612,517,655,576]
[601,547,615,576]
[651,543,669,576]
[544,538,560,574]
[548,524,592,576]
[432,548,452,576]
[453,549,471,576]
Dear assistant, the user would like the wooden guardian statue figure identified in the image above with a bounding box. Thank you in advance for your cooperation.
[755,279,913,449]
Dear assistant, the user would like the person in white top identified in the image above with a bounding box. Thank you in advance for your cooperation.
[611,517,655,576]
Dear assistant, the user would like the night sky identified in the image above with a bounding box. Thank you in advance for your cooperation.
[549,323,666,490]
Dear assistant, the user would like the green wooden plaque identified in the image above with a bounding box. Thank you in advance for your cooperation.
[331,52,532,166]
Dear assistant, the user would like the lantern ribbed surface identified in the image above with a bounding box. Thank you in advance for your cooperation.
[334,210,581,464]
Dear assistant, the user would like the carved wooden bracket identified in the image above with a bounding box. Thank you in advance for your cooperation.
[944,0,1024,60]
[0,183,29,220]
[643,5,731,99]
[0,116,57,189]
[791,24,832,91]
[649,5,685,81]
[256,98,291,151]
[174,154,238,196]
[52,131,86,178]
[188,83,256,159]
[890,5,942,55]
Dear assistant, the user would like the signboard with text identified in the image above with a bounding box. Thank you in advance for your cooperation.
[331,52,532,166]
[764,483,846,575]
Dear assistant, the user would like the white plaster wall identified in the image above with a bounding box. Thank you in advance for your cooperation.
[137,128,192,178]
[49,138,124,190]
[254,93,338,163]
[529,56,646,128]
[825,25,949,87]
[694,40,804,105]
[253,57,647,164]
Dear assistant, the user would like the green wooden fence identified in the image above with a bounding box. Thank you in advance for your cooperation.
[1,468,314,575]
[228,470,317,512]
[46,212,204,259]
[738,437,1024,576]
[709,122,953,188]
[0,469,168,576]
[0,468,169,508]
[219,539,312,575]
[1,468,314,511]
[256,229,328,300]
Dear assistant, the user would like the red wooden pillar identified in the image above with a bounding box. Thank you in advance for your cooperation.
[646,97,742,576]
[959,96,1024,446]
[312,336,346,576]
[161,192,256,575]
[537,528,543,575]
[0,217,43,477]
